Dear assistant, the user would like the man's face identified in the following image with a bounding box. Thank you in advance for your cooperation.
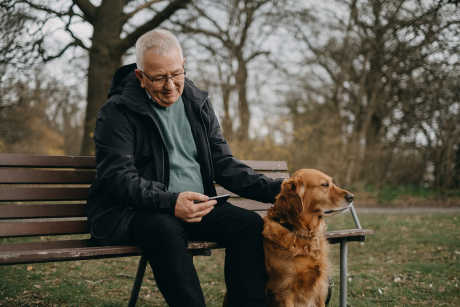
[135,48,185,107]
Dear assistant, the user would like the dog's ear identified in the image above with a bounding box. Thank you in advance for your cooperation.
[282,177,296,192]
[269,178,303,228]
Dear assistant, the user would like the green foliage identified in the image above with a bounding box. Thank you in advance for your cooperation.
[374,185,439,202]
[362,184,460,203]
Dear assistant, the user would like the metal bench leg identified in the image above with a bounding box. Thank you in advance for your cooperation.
[128,255,148,307]
[339,240,348,307]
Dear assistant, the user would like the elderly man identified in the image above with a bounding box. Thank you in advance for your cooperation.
[86,29,282,307]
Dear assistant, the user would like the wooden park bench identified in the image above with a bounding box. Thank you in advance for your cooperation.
[0,153,372,307]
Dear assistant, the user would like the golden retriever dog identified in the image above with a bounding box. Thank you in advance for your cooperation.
[262,169,354,307]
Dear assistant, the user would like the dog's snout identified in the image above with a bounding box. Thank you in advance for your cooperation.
[345,193,354,203]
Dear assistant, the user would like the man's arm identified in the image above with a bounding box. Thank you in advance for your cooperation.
[203,100,283,203]
[94,102,178,214]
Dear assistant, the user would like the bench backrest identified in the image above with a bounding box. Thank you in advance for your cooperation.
[0,153,288,239]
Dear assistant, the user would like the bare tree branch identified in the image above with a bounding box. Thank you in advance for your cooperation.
[73,0,96,23]
[189,2,226,38]
[38,40,82,62]
[117,0,191,54]
[246,50,269,63]
[64,5,90,50]
[176,21,233,49]
[237,0,270,49]
[122,0,164,23]
[21,0,68,16]
[18,0,77,21]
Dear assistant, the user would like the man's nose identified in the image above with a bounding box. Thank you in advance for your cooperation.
[164,77,175,89]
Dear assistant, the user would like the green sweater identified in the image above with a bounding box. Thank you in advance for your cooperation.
[149,96,205,194]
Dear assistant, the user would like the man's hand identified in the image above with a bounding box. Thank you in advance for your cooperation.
[174,192,217,223]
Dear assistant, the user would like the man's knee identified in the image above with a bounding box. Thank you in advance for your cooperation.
[131,212,186,246]
[240,210,264,234]
[220,209,264,245]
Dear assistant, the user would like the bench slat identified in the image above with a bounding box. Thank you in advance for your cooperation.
[0,239,219,254]
[254,171,289,179]
[0,245,141,265]
[0,154,95,168]
[0,200,268,219]
[0,239,92,252]
[0,187,89,201]
[0,169,95,184]
[0,240,220,265]
[0,186,283,202]
[0,155,287,171]
[228,198,272,211]
[0,220,87,237]
[0,229,372,265]
[241,160,288,171]
[0,203,85,219]
[0,170,285,185]
[326,229,374,243]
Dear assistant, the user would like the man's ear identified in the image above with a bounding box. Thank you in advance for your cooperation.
[134,69,146,88]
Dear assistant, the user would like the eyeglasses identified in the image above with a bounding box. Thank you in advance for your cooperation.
[142,70,186,86]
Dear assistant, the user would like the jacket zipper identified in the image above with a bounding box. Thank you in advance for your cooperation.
[145,112,169,187]
[199,98,215,190]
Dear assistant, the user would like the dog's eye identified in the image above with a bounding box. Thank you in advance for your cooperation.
[321,182,329,187]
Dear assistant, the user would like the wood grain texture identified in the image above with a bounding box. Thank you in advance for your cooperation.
[0,187,89,201]
[0,154,286,171]
[0,168,95,184]
[0,154,95,168]
[0,239,220,265]
[0,219,88,237]
[0,203,85,219]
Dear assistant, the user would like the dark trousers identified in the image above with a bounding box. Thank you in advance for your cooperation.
[130,202,267,307]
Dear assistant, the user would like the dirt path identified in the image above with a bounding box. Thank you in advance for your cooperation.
[356,207,460,214]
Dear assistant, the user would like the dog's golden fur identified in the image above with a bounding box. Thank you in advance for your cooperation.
[263,169,353,307]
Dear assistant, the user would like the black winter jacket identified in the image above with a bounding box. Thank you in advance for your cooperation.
[86,63,283,243]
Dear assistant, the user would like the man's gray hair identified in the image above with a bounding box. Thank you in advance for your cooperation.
[135,29,183,70]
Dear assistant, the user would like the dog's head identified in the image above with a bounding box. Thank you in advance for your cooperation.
[268,169,354,229]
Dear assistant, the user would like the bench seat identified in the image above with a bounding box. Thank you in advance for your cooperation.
[0,229,373,265]
[0,153,372,307]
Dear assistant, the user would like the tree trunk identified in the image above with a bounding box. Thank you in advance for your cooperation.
[80,1,123,155]
[235,57,250,142]
[221,83,233,141]
[80,47,121,154]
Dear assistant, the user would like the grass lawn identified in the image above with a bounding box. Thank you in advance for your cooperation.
[1,212,459,306]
